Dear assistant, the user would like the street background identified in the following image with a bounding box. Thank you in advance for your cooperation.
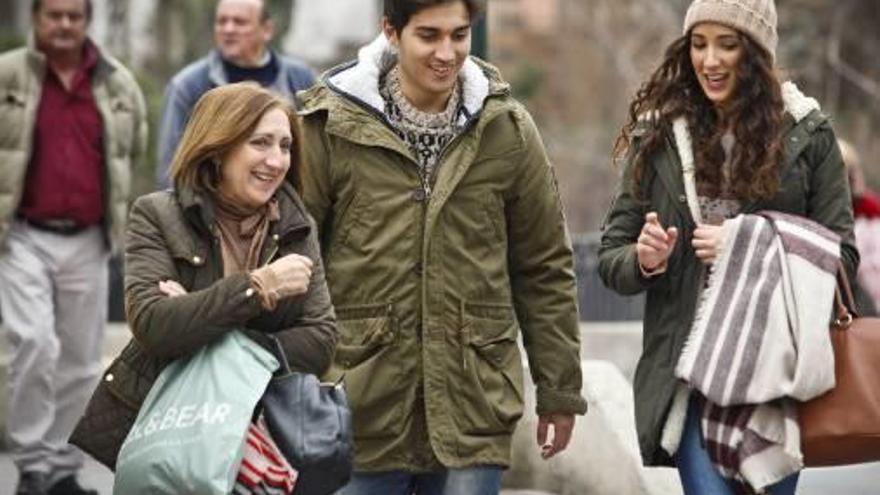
[2,323,878,494]
[1,0,879,229]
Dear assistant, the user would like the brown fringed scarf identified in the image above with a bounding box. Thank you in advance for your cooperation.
[213,193,280,276]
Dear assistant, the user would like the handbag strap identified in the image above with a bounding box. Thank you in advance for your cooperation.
[834,260,857,329]
[268,335,293,374]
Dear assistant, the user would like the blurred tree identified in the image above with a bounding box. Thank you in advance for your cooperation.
[48,0,880,225]
[106,0,131,62]
[779,0,880,188]
[0,0,24,51]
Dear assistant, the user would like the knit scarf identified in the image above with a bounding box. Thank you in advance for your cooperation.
[213,192,280,276]
[379,64,463,186]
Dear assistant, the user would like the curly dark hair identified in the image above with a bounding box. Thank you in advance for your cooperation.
[613,30,785,202]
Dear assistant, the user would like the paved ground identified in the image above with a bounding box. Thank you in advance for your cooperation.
[1,322,879,494]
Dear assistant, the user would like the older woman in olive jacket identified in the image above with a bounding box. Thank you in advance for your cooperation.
[70,83,337,469]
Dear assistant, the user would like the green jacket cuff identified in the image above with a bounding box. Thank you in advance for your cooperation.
[536,387,588,416]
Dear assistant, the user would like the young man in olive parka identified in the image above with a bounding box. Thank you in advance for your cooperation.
[298,1,588,493]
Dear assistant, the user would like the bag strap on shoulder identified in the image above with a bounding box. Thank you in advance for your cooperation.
[834,261,857,328]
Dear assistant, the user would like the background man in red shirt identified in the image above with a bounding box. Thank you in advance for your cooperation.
[0,0,147,493]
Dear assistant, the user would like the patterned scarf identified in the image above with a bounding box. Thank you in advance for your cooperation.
[213,192,280,275]
[380,64,463,189]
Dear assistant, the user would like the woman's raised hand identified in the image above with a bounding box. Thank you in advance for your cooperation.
[637,212,678,273]
[158,279,187,297]
[254,253,314,299]
[692,223,726,265]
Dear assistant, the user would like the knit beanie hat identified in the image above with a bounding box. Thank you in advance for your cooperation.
[683,0,778,61]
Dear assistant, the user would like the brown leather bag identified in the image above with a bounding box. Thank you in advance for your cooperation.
[798,263,880,466]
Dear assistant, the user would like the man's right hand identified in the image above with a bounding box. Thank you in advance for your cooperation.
[636,212,678,273]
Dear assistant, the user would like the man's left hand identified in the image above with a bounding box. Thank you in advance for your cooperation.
[536,413,575,459]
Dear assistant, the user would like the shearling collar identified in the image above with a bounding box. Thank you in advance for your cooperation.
[325,34,491,126]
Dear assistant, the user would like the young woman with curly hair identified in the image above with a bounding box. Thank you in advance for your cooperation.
[599,1,857,494]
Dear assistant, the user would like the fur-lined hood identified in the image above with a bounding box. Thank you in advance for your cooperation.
[299,35,510,125]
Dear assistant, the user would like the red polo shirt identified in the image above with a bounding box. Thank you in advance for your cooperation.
[18,41,104,226]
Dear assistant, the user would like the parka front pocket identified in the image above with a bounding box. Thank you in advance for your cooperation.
[0,89,26,145]
[452,307,525,435]
[332,304,405,439]
[333,191,371,251]
[110,97,136,157]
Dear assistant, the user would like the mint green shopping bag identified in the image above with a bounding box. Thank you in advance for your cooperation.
[113,331,278,495]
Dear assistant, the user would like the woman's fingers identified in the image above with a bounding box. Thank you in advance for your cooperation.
[158,280,187,297]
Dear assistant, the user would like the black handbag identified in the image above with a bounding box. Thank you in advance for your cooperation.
[261,337,353,495]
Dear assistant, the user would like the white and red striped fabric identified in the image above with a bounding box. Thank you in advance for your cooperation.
[233,417,298,495]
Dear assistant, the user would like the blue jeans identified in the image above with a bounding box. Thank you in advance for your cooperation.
[336,466,504,495]
[675,397,799,494]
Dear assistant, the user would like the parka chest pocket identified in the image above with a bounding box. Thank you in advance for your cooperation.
[331,304,405,439]
[0,89,26,145]
[168,243,210,290]
[452,303,525,435]
[109,97,136,156]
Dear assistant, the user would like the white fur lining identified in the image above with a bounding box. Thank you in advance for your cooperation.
[673,117,703,224]
[660,383,691,456]
[327,34,490,125]
[780,81,821,123]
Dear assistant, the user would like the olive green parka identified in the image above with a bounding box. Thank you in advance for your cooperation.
[70,183,337,469]
[298,36,587,472]
[598,82,858,466]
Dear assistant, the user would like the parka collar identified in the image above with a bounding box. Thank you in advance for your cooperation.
[177,182,311,242]
[25,34,116,81]
[324,34,494,126]
[205,48,287,89]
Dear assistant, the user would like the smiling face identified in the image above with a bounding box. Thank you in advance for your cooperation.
[33,0,89,56]
[214,0,272,67]
[217,107,291,210]
[383,0,472,113]
[690,22,745,109]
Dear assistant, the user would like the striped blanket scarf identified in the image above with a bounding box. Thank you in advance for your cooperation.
[675,211,839,493]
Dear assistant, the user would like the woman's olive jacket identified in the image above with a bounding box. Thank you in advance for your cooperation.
[70,183,338,469]
[598,84,858,466]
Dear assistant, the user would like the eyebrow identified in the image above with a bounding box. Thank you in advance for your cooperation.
[413,23,471,33]
[691,33,739,41]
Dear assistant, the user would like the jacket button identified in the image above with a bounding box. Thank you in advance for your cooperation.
[413,262,423,275]
[791,136,799,143]
[412,188,427,202]
[273,234,280,242]
[678,194,687,203]
[105,373,114,382]
[192,255,202,264]
[245,288,255,298]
